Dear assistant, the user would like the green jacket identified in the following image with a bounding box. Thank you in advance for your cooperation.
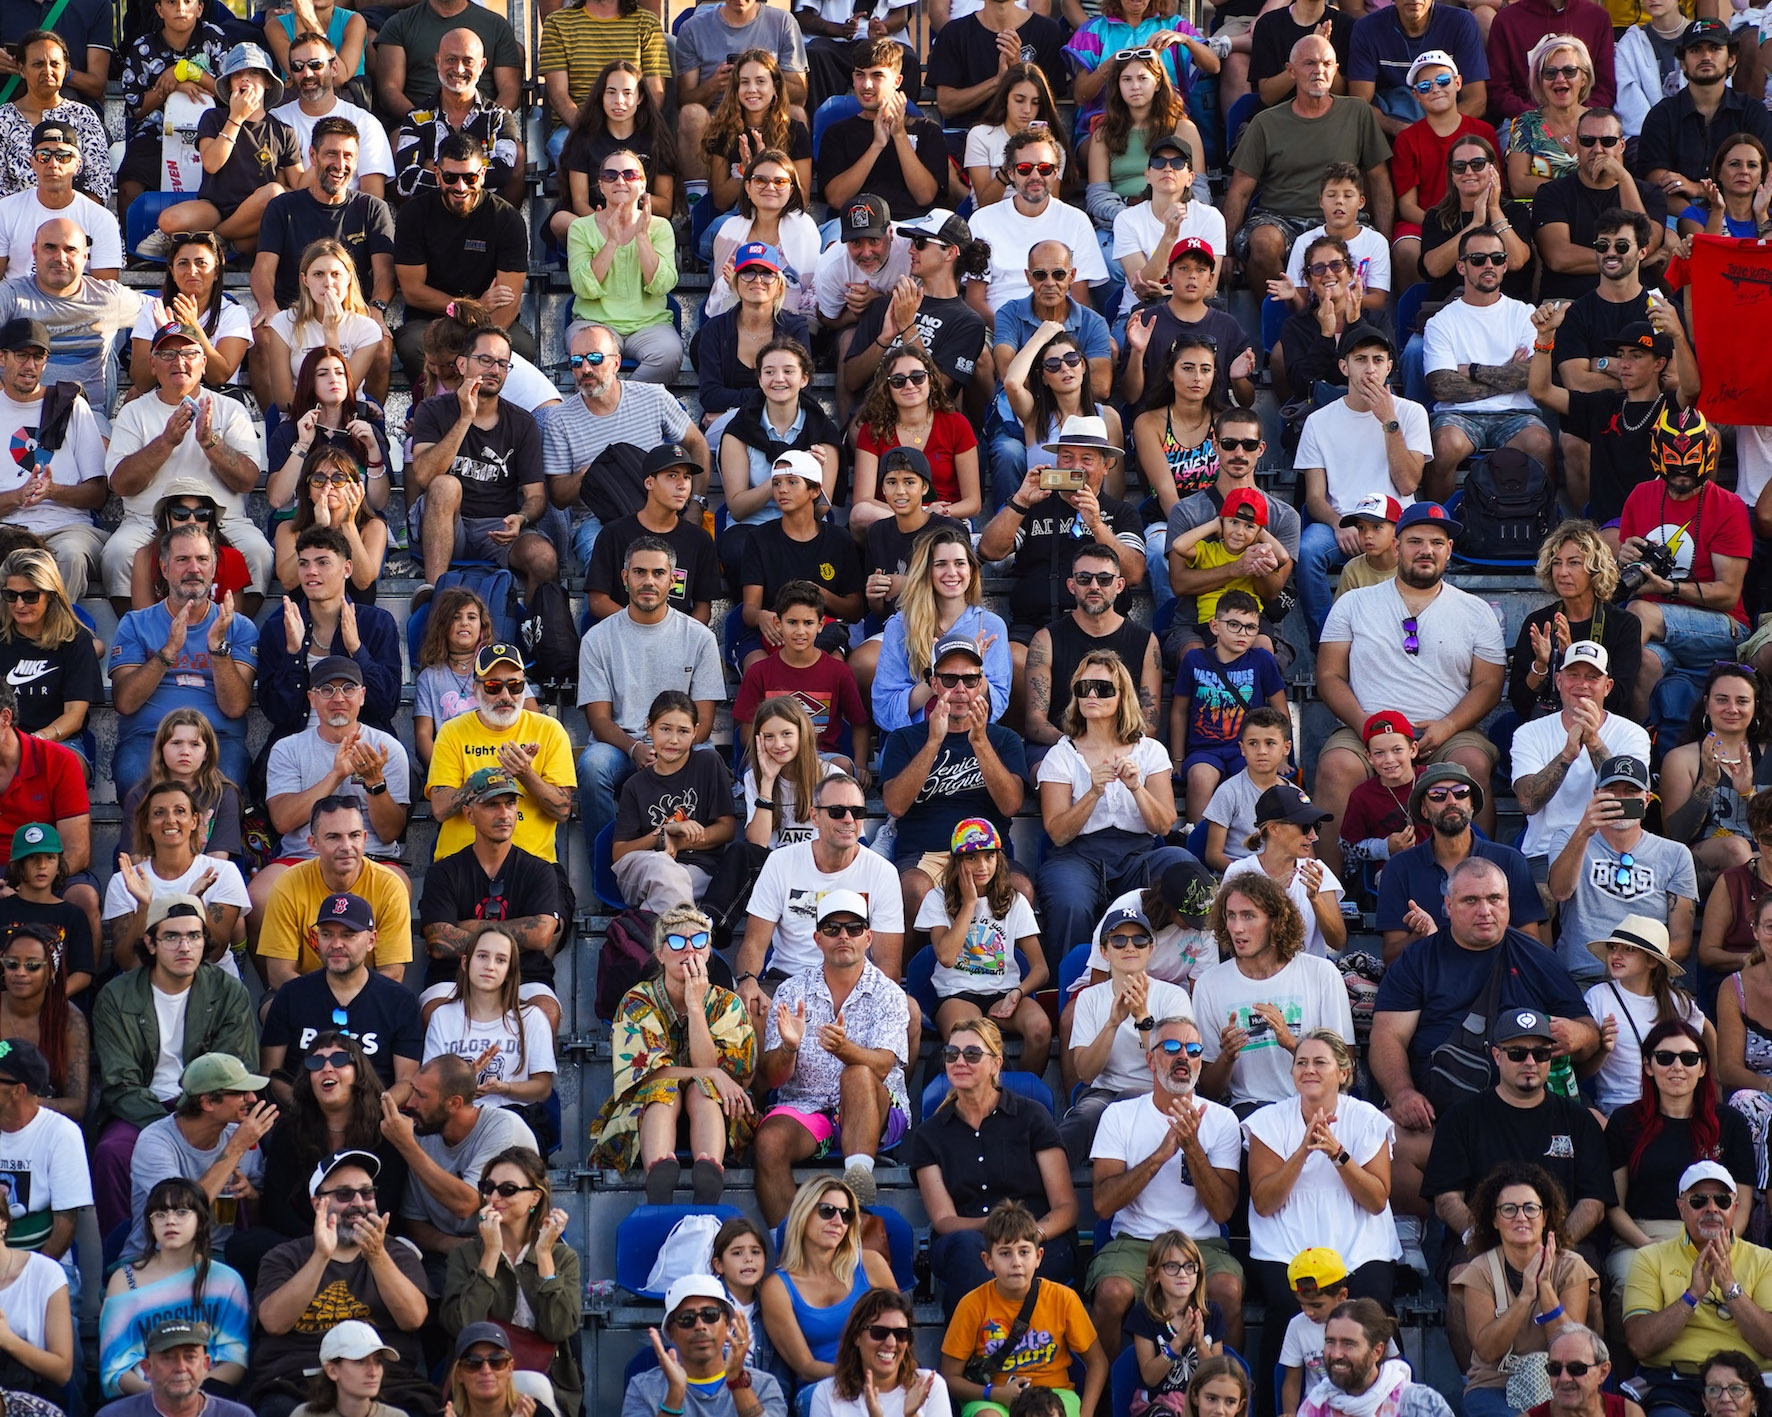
[440,1233,583,1417]
[91,964,259,1128]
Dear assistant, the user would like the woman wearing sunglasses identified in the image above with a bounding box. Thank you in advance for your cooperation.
[440,1149,580,1416]
[127,487,252,610]
[422,930,556,1113]
[126,232,253,395]
[549,60,677,248]
[761,1177,897,1394]
[1452,1162,1595,1417]
[697,238,810,428]
[909,1018,1077,1315]
[811,1290,948,1417]
[1580,917,1709,1117]
[1605,1020,1752,1292]
[706,148,820,321]
[1004,328,1124,502]
[1245,1029,1397,1385]
[444,1324,531,1417]
[592,906,756,1204]
[0,548,99,751]
[1506,36,1595,199]
[267,345,392,531]
[1420,135,1532,303]
[0,923,86,1119]
[274,444,390,603]
[852,348,981,536]
[1272,236,1379,404]
[565,147,681,384]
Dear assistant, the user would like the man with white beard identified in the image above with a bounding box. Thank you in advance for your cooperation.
[427,642,576,867]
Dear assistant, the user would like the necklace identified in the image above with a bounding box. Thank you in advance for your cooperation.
[898,415,934,447]
[1620,391,1664,434]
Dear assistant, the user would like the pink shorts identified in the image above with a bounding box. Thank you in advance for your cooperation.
[761,1103,910,1158]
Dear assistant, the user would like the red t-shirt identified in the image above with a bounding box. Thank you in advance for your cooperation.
[733,649,867,753]
[211,546,251,604]
[1340,766,1430,849]
[1391,115,1498,211]
[0,735,89,859]
[1617,478,1752,625]
[857,410,978,506]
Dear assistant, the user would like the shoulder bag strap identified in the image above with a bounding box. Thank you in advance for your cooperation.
[981,1278,1043,1382]
[1606,981,1645,1053]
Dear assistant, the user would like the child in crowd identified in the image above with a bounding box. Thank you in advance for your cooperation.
[915,819,1050,1057]
[863,448,964,628]
[941,1200,1109,1417]
[610,690,739,911]
[1338,711,1429,868]
[116,0,228,216]
[1127,1231,1223,1415]
[1331,494,1402,603]
[411,587,495,768]
[0,825,95,998]
[1169,491,1293,639]
[1277,1248,1397,1417]
[1202,707,1293,873]
[732,580,870,777]
[742,696,837,850]
[1388,50,1497,289]
[1276,163,1391,309]
[1171,589,1290,827]
[709,1216,776,1374]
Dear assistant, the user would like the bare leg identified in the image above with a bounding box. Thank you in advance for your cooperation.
[899,865,934,932]
[752,1114,819,1225]
[636,1095,684,1169]
[1392,236,1421,293]
[421,474,463,585]
[1092,1275,1137,1356]
[1186,762,1223,826]
[213,183,287,255]
[1388,1122,1434,1218]
[684,1084,729,1166]
[1425,424,1473,505]
[678,104,712,182]
[837,1064,888,1159]
[1561,431,1591,515]
[1242,223,1288,296]
[1208,1269,1245,1354]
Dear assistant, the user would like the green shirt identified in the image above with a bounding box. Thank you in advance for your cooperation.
[566,213,679,333]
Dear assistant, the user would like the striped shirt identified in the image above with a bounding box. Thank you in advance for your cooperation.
[537,6,671,105]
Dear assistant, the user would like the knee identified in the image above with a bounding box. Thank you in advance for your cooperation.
[1095,1277,1134,1316]
[1206,1270,1244,1306]
[751,1122,791,1167]
[1249,227,1284,264]
[679,103,709,137]
[427,474,462,512]
[901,867,933,901]
[1433,427,1471,464]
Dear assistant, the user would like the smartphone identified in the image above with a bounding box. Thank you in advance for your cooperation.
[179,394,199,418]
[1039,468,1086,491]
[1612,798,1647,820]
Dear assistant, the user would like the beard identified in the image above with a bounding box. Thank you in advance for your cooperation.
[1397,559,1443,590]
[478,694,522,727]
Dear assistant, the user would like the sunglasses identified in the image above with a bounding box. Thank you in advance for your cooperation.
[0,588,43,604]
[569,352,609,368]
[735,266,778,282]
[1147,153,1191,171]
[1306,259,1348,278]
[666,931,711,951]
[1593,239,1635,254]
[749,174,792,189]
[0,957,44,972]
[1412,72,1456,93]
[944,1045,989,1064]
[1043,350,1085,372]
[817,920,868,938]
[1219,437,1261,452]
[818,803,862,819]
[319,1184,377,1202]
[669,1306,726,1330]
[1615,850,1636,890]
[1107,933,1154,950]
[439,170,481,186]
[1154,1039,1204,1056]
[1688,1191,1735,1209]
[458,1354,513,1370]
[288,57,329,73]
[1545,1363,1594,1378]
[1502,1045,1554,1063]
[31,147,75,162]
[934,670,983,688]
[1653,1049,1704,1067]
[1462,251,1507,266]
[480,678,525,696]
[887,369,929,389]
[600,167,644,183]
[1115,46,1159,59]
[1013,161,1059,177]
[815,1201,855,1223]
[1496,1201,1543,1218]
[867,1325,911,1343]
[1026,267,1068,283]
[1075,680,1119,698]
[307,472,359,486]
[1425,786,1473,802]
[1450,156,1490,174]
[908,234,950,251]
[1402,616,1420,656]
[1072,571,1118,587]
[304,1049,352,1072]
[1542,64,1585,80]
[1578,133,1622,148]
[478,1179,540,1197]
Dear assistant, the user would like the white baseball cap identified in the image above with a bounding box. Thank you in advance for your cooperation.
[1679,1160,1736,1195]
[305,1320,398,1373]
[1561,641,1609,675]
[1406,49,1459,86]
[663,1273,729,1317]
[816,889,871,925]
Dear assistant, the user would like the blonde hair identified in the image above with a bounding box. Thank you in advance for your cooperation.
[291,238,370,343]
[1527,34,1595,107]
[1534,518,1620,605]
[1294,1028,1354,1093]
[898,527,984,681]
[935,1017,1004,1110]
[0,548,79,649]
[778,1176,864,1285]
[1059,650,1145,743]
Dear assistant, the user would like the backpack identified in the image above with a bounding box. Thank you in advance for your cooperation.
[520,578,578,708]
[407,564,524,665]
[1453,449,1558,564]
[594,907,658,1023]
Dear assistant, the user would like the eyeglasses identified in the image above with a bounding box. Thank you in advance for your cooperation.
[30,147,75,162]
[1402,616,1420,656]
[314,680,358,698]
[1578,133,1622,148]
[1159,1259,1200,1276]
[1107,933,1154,950]
[0,588,43,604]
[908,234,951,251]
[1496,1201,1544,1218]
[1462,251,1507,267]
[0,957,44,972]
[668,1306,726,1330]
[1147,153,1191,171]
[1219,437,1261,452]
[749,174,792,189]
[1652,1049,1703,1067]
[480,678,525,696]
[289,58,329,73]
[1013,161,1059,177]
[318,1184,377,1202]
[1502,1045,1554,1063]
[1546,1363,1594,1378]
[934,670,983,688]
[149,1206,196,1222]
[818,803,862,819]
[1688,1191,1735,1210]
[1706,1385,1753,1401]
[307,472,359,486]
[304,1049,352,1072]
[817,920,868,938]
[665,931,711,951]
[1043,351,1085,372]
[569,352,609,368]
[943,1045,988,1064]
[1593,239,1634,253]
[887,369,929,389]
[867,1325,911,1343]
[154,348,202,362]
[1154,1039,1204,1057]
[1412,73,1456,93]
[439,169,482,186]
[815,1201,855,1223]
[469,354,511,370]
[1220,618,1261,635]
[1075,680,1119,698]
[478,1179,540,1197]
[1306,259,1348,278]
[1425,786,1473,802]
[458,1353,513,1370]
[600,167,643,183]
[1026,267,1067,283]
[1542,64,1585,80]
[1450,156,1490,174]
[1072,571,1118,587]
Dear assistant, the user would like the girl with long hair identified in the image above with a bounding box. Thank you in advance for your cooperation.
[717,336,841,540]
[275,441,388,596]
[1132,334,1222,521]
[1661,663,1772,891]
[710,1217,774,1372]
[743,696,834,848]
[705,147,820,321]
[421,930,557,1108]
[262,239,381,410]
[1067,0,1215,124]
[1422,135,1533,299]
[550,59,676,245]
[965,66,1065,205]
[1129,1232,1221,1413]
[127,488,250,609]
[127,232,250,393]
[1583,916,1711,1114]
[699,50,809,235]
[1231,785,1347,958]
[761,1178,896,1388]
[103,781,250,973]
[853,348,979,533]
[565,147,681,383]
[99,1182,248,1397]
[1087,52,1202,227]
[267,344,392,521]
[0,548,99,746]
[871,526,1008,733]
[1507,35,1595,199]
[117,708,244,861]
[813,1289,947,1417]
[412,587,533,767]
[1680,134,1772,239]
[697,237,810,422]
[1006,327,1123,481]
[290,1321,400,1417]
[0,922,86,1115]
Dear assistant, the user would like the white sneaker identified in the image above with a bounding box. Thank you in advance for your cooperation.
[1394,1215,1428,1275]
[135,229,174,261]
[843,1163,877,1206]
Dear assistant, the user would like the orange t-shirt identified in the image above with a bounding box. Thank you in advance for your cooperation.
[941,1280,1098,1390]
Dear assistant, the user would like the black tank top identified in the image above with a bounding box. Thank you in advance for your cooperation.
[1047,615,1156,724]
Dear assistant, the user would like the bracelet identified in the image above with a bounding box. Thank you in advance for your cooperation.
[1680,1291,1699,1309]
[1530,661,1549,677]
[984,1386,993,1402]
[660,1406,686,1416]
[1007,497,1032,515]
[1534,1304,1564,1326]
[1533,342,1555,353]
[1493,220,1512,232]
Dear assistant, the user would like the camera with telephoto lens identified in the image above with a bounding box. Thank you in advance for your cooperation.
[1614,540,1677,603]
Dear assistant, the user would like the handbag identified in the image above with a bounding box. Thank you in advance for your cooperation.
[491,1319,558,1374]
[1424,945,1509,1114]
[962,1278,1042,1387]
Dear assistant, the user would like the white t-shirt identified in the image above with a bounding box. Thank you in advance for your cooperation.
[0,1105,92,1254]
[1511,711,1653,859]
[1242,1094,1401,1267]
[962,123,1057,178]
[1191,952,1355,1105]
[1071,976,1194,1094]
[102,856,250,981]
[0,1252,66,1351]
[500,353,561,413]
[422,999,558,1107]
[814,235,913,321]
[1295,396,1433,516]
[129,296,254,387]
[1223,853,1345,959]
[1084,885,1218,990]
[1320,579,1509,725]
[914,888,1038,996]
[1036,735,1172,836]
[747,839,906,976]
[969,194,1109,311]
[270,96,396,182]
[1111,200,1227,316]
[741,762,837,849]
[0,386,106,534]
[1421,296,1539,413]
[1583,978,1705,1115]
[148,982,191,1101]
[1281,1312,1401,1389]
[0,189,123,272]
[1091,1089,1242,1239]
[105,390,261,521]
[812,1372,954,1417]
[1285,224,1392,293]
[267,308,384,392]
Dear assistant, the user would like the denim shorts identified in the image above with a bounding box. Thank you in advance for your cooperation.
[1429,407,1547,453]
[1645,599,1746,672]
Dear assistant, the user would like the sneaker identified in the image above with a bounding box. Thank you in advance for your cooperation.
[135,229,174,262]
[843,1162,877,1206]
[1394,1214,1428,1276]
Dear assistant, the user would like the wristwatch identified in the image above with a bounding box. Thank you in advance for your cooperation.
[1382,419,1401,434]
[1334,1148,1352,1167]
[212,642,232,659]
[365,782,389,796]
[370,299,390,314]
[1724,1282,1745,1302]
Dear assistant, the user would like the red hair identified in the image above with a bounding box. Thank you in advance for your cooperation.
[1626,1018,1719,1173]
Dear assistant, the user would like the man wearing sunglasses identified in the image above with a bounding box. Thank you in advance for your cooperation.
[0,122,121,281]
[1536,1327,1618,1417]
[1638,19,1772,210]
[250,1148,433,1417]
[1532,111,1665,303]
[1344,0,1487,135]
[391,28,522,204]
[1548,755,1696,986]
[627,1275,784,1417]
[268,35,393,198]
[969,128,1108,314]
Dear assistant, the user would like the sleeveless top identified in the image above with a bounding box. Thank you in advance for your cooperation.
[778,1267,869,1364]
[1161,411,1218,497]
[1734,972,1772,1078]
[274,7,365,78]
[1047,614,1155,724]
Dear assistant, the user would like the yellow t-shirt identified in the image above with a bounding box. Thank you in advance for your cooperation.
[1333,553,1396,602]
[257,857,414,969]
[1189,539,1261,624]
[941,1279,1098,1390]
[427,710,576,863]
[1622,1233,1772,1373]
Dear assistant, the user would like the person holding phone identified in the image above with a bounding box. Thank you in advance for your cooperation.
[1548,755,1699,988]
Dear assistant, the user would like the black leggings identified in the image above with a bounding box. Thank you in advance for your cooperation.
[1248,1257,1395,1417]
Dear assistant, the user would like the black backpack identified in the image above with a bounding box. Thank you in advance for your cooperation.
[1454,448,1557,564]
[519,578,579,707]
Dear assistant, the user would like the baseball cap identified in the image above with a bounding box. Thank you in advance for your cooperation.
[951,818,1002,854]
[1168,236,1215,268]
[312,1321,399,1370]
[146,894,205,930]
[308,1148,382,1198]
[1157,859,1217,922]
[1339,493,1403,528]
[473,642,524,676]
[1679,1160,1737,1193]
[0,317,49,353]
[310,655,361,687]
[1395,501,1463,538]
[8,822,61,860]
[642,441,699,478]
[1561,641,1609,675]
[1678,18,1730,48]
[732,241,784,275]
[1405,49,1459,86]
[842,194,891,240]
[459,767,521,804]
[816,889,870,925]
[1288,1247,1350,1291]
[931,631,985,668]
[1491,1008,1555,1045]
[1362,710,1416,744]
[178,1052,270,1101]
[313,892,375,932]
[28,120,78,150]
[1222,488,1267,526]
[771,450,823,485]
[1605,321,1673,359]
[145,1320,211,1355]
[879,445,933,489]
[1254,782,1332,828]
[1148,133,1191,163]
[453,1323,511,1361]
[1598,755,1651,791]
[898,208,973,248]
[0,1039,50,1092]
[663,1274,730,1317]
[1337,323,1397,361]
[1100,904,1154,937]
[151,321,204,351]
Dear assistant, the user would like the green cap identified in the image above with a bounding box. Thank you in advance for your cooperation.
[177,1052,270,1102]
[9,822,61,861]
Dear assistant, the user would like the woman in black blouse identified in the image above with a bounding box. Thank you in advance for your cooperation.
[1419,135,1535,303]
[1507,519,1642,720]
[906,1017,1077,1315]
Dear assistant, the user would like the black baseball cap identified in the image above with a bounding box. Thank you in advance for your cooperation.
[642,441,698,478]
[0,317,49,353]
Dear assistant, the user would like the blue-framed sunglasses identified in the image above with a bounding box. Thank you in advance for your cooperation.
[666,931,711,951]
[1153,1039,1204,1057]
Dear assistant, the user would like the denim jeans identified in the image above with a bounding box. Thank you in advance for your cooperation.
[1145,522,1174,614]
[1645,599,1746,673]
[1297,520,1349,644]
[570,513,607,572]
[578,740,637,875]
[988,425,1030,513]
[1402,331,1428,405]
[1036,829,1196,966]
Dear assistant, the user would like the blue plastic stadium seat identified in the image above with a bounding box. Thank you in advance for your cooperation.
[922,1069,1054,1118]
[125,192,184,259]
[1057,941,1093,999]
[616,1203,745,1299]
[1111,1344,1141,1417]
[1396,282,1429,340]
[1260,295,1288,355]
[773,1207,916,1290]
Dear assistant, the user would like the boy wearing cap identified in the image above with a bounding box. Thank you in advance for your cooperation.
[736,456,865,669]
[1331,493,1402,602]
[1122,238,1256,412]
[1169,489,1294,630]
[582,442,720,625]
[1278,1249,1379,1417]
[1339,710,1429,867]
[1,832,96,997]
[1170,588,1289,825]
[1388,55,1494,286]
[1549,756,1697,985]
[816,41,948,217]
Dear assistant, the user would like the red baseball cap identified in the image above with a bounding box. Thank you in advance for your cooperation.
[1362,710,1417,744]
[1168,236,1216,268]
[1222,488,1268,526]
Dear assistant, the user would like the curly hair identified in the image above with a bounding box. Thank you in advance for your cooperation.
[1466,1161,1571,1256]
[858,345,955,447]
[1096,52,1189,160]
[1702,1352,1772,1417]
[942,839,1015,924]
[703,49,795,165]
[831,1289,918,1400]
[1210,873,1306,966]
[415,586,491,670]
[1059,649,1145,743]
[1534,519,1621,605]
[1681,661,1772,747]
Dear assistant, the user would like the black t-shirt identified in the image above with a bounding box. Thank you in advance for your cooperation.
[1606,1104,1755,1220]
[611,748,736,874]
[879,720,1028,862]
[925,13,1068,127]
[864,512,965,594]
[850,292,986,394]
[261,969,425,1085]
[1249,4,1354,91]
[1564,387,1666,527]
[1131,304,1254,409]
[392,189,529,298]
[740,521,865,612]
[586,513,721,615]
[1006,492,1145,628]
[196,108,301,213]
[902,1087,1064,1216]
[1420,200,1537,303]
[1506,598,1644,719]
[1554,288,1656,370]
[814,113,951,221]
[565,124,675,211]
[1419,1088,1618,1209]
[416,841,564,989]
[0,896,94,985]
[0,634,101,737]
[408,394,543,519]
[1125,1302,1227,1393]
[258,189,397,310]
[1531,177,1670,300]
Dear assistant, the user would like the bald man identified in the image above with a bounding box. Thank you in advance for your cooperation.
[392,29,524,205]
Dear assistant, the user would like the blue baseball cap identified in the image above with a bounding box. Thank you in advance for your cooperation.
[1394,501,1463,539]
[1100,905,1154,937]
[733,242,784,275]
